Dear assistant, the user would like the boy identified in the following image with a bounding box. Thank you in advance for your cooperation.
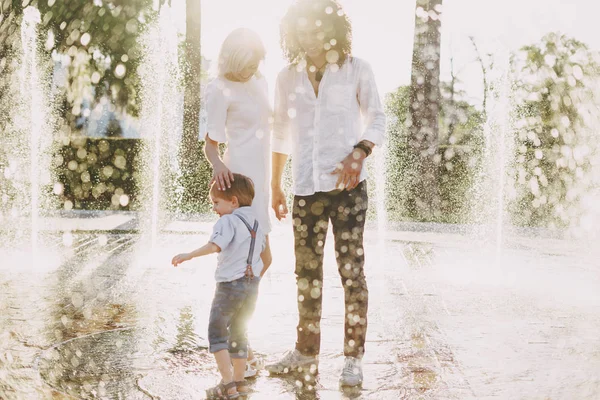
[172,173,266,399]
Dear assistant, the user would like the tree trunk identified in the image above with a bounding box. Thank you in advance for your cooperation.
[448,55,457,137]
[408,0,443,221]
[469,36,488,118]
[0,1,23,110]
[180,0,202,209]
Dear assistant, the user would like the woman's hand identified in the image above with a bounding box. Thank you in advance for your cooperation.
[211,162,235,191]
[204,137,232,191]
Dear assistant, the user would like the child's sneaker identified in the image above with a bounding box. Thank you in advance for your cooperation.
[244,362,258,378]
[244,356,264,378]
[248,356,264,370]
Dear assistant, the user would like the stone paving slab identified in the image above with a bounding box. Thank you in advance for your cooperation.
[0,220,598,399]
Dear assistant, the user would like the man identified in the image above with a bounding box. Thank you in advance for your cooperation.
[266,0,386,387]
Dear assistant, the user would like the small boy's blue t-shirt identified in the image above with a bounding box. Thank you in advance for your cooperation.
[210,207,266,282]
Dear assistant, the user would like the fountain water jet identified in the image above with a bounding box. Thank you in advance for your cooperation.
[470,48,514,261]
[138,4,184,247]
[0,6,55,253]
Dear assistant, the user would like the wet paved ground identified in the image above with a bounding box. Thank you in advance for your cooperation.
[1,215,599,399]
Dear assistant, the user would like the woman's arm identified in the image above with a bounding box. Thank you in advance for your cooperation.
[204,137,234,190]
[203,79,233,190]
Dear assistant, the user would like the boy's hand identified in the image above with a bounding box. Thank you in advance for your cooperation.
[172,253,191,267]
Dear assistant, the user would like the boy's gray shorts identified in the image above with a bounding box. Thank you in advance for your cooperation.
[208,276,260,358]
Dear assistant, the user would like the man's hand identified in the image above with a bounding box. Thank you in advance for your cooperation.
[172,253,191,267]
[271,186,289,220]
[331,148,367,190]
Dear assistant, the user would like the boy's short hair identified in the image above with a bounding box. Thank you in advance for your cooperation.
[210,173,255,207]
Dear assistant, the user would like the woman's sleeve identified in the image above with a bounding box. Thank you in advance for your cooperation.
[203,79,229,143]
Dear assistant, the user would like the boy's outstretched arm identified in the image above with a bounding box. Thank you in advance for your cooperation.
[172,242,221,267]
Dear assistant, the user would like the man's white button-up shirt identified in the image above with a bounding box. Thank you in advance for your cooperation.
[272,57,386,196]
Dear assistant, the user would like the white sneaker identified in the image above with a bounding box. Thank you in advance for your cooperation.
[265,349,319,375]
[248,356,264,370]
[340,356,363,387]
[243,356,264,378]
[244,362,258,378]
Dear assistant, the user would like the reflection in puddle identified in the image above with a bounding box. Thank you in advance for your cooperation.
[1,231,598,399]
[37,328,142,399]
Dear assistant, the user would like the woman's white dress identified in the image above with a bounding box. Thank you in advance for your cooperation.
[203,75,272,233]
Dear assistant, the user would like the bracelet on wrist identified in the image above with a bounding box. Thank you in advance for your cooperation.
[353,142,372,157]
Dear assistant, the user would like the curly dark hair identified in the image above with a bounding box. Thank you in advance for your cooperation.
[280,0,352,67]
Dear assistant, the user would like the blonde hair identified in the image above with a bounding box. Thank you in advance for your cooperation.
[217,28,266,78]
[210,173,255,207]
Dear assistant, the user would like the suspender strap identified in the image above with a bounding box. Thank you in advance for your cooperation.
[234,214,259,279]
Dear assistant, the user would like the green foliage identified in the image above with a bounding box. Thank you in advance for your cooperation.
[53,137,143,210]
[439,81,485,148]
[386,33,600,230]
[172,141,215,215]
[510,33,600,229]
[50,138,214,213]
[385,85,484,223]
[43,0,157,125]
[1,0,158,133]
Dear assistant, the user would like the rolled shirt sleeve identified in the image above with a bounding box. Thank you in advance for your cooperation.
[203,79,229,143]
[271,70,292,155]
[209,216,235,251]
[357,61,386,147]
